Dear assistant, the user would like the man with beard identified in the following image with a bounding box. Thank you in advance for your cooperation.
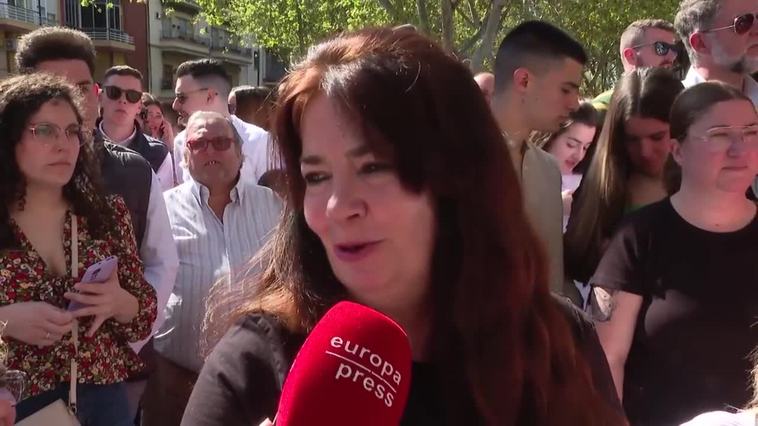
[593,19,679,110]
[675,0,758,196]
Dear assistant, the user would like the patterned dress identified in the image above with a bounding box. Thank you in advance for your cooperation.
[0,196,157,397]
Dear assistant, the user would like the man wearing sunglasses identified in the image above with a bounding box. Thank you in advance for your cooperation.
[145,111,281,425]
[593,19,679,110]
[170,59,272,187]
[676,0,758,198]
[97,66,174,192]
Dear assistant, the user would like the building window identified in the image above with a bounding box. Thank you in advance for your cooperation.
[64,0,79,27]
[162,64,174,90]
[80,0,121,30]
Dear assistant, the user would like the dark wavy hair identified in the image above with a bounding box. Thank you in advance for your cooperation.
[204,27,622,425]
[0,73,113,249]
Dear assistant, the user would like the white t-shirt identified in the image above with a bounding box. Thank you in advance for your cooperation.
[680,410,757,426]
[173,114,271,185]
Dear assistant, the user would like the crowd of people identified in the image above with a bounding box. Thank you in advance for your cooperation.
[0,0,755,425]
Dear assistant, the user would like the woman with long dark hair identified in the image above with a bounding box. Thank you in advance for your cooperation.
[536,101,600,231]
[182,27,624,426]
[590,82,758,425]
[564,67,684,285]
[0,73,157,424]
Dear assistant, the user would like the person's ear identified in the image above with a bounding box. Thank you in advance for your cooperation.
[622,47,638,67]
[689,32,708,55]
[512,68,530,94]
[671,138,685,166]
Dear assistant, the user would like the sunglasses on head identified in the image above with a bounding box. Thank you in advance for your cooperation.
[633,41,679,57]
[104,85,142,104]
[705,12,758,35]
[187,137,234,152]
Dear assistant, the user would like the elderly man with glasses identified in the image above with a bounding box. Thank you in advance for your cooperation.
[143,111,282,426]
[171,58,273,186]
[676,0,758,197]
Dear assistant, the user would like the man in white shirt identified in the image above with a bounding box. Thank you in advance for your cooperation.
[145,111,281,426]
[171,59,272,185]
[97,65,176,191]
[491,21,587,302]
[675,0,758,192]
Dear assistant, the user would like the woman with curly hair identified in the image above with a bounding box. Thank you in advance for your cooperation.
[0,73,156,425]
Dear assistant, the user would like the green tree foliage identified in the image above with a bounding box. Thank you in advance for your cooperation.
[194,0,681,95]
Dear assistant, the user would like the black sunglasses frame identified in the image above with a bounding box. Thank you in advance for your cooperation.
[104,85,142,104]
[632,41,679,57]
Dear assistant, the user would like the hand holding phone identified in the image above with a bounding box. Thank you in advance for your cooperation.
[64,256,140,337]
[67,256,117,312]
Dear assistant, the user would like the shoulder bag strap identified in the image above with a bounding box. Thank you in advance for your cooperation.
[69,213,78,415]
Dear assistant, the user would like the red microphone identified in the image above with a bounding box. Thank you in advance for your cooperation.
[275,301,412,426]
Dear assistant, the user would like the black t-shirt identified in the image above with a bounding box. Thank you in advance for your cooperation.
[180,297,621,426]
[591,198,758,426]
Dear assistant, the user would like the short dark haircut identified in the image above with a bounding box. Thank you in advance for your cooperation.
[16,26,96,76]
[175,58,232,97]
[494,20,587,93]
[103,65,143,84]
[234,86,273,111]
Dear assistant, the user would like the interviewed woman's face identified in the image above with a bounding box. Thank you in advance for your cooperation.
[15,100,80,190]
[299,94,436,312]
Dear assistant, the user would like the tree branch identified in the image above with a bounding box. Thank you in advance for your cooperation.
[467,0,480,24]
[470,0,507,72]
[375,0,400,22]
[441,0,455,51]
[416,0,430,33]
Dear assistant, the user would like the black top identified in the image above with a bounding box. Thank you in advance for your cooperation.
[96,119,169,173]
[97,139,152,248]
[181,297,621,426]
[591,198,758,426]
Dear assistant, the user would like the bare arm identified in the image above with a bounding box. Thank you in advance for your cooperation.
[590,287,642,401]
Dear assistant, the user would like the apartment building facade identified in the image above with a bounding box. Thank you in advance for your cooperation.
[0,0,285,96]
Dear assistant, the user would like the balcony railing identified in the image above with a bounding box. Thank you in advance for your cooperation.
[0,3,56,26]
[82,27,134,44]
[161,19,251,57]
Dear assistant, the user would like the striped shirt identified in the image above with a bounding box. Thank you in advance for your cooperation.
[154,178,282,372]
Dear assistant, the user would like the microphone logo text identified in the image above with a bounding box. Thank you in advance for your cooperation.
[327,336,402,408]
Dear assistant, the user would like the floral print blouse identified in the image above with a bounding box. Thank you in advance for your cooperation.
[0,196,157,397]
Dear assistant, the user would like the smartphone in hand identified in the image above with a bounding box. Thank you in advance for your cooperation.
[67,256,118,311]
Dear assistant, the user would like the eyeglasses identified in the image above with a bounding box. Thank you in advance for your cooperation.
[26,123,86,146]
[174,88,210,105]
[187,137,234,152]
[704,12,758,35]
[632,41,679,58]
[691,125,758,153]
[103,85,142,104]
